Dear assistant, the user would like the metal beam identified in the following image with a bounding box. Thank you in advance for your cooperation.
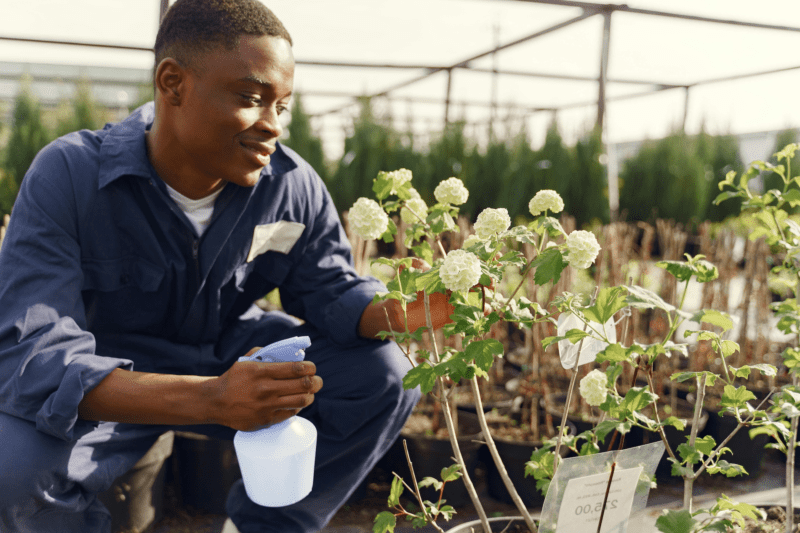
[0,36,152,52]
[159,0,170,23]
[508,0,800,33]
[596,11,611,131]
[314,9,600,117]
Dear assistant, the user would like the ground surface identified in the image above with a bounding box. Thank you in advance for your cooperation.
[150,449,792,533]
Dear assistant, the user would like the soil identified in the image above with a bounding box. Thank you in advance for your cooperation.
[729,506,800,532]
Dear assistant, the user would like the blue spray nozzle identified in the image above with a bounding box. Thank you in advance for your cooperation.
[238,336,312,364]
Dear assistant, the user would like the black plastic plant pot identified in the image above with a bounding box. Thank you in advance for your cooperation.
[447,516,532,532]
[171,431,242,514]
[484,420,576,508]
[382,410,485,508]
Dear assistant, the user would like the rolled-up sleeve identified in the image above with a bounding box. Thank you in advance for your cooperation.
[0,144,133,441]
[274,161,385,347]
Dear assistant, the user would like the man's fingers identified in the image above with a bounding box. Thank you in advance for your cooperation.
[239,359,317,379]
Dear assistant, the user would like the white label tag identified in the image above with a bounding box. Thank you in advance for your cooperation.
[555,466,642,533]
[246,221,306,262]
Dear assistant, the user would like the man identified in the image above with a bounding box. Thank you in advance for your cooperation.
[0,1,449,531]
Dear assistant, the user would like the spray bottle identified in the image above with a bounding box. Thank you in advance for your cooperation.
[233,336,317,507]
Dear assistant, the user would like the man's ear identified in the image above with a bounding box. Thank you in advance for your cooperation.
[154,58,186,106]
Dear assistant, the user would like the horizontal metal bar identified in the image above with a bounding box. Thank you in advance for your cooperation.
[508,0,800,32]
[0,35,152,52]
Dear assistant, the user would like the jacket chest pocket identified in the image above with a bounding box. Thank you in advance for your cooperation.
[81,257,167,333]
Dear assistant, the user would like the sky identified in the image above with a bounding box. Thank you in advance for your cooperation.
[1,0,799,158]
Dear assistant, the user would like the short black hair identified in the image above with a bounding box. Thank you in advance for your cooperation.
[154,0,292,72]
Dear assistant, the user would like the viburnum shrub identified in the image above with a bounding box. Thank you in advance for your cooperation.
[359,170,601,533]
[360,162,795,533]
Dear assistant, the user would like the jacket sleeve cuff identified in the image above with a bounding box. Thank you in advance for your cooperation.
[36,353,134,441]
[324,277,386,347]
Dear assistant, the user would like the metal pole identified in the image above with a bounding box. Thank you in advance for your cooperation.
[682,86,691,132]
[444,68,453,128]
[596,10,612,132]
[490,23,500,140]
[160,0,170,23]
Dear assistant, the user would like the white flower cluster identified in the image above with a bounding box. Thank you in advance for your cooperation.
[565,230,601,269]
[528,189,565,217]
[434,177,469,205]
[439,249,481,292]
[385,168,413,194]
[579,369,608,407]
[348,197,389,240]
[474,208,511,240]
[400,198,428,224]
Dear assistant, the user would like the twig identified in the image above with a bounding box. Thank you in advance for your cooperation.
[683,373,707,512]
[424,292,491,533]
[402,440,434,524]
[383,307,417,369]
[470,376,538,532]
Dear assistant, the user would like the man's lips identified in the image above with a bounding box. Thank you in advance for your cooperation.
[239,140,275,165]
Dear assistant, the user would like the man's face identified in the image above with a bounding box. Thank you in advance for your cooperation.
[172,34,295,190]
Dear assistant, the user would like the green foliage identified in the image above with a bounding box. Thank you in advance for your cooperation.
[571,126,610,226]
[0,169,19,218]
[619,129,743,225]
[56,79,102,137]
[283,93,329,182]
[761,129,799,210]
[4,76,52,188]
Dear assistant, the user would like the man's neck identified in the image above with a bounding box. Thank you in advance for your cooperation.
[145,126,226,200]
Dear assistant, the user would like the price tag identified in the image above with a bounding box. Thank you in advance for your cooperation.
[555,466,642,533]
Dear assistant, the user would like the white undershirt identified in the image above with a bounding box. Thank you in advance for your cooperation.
[164,183,224,237]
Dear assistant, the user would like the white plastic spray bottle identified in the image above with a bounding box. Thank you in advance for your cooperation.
[233,336,317,507]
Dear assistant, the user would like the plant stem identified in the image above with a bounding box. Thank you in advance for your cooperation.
[787,371,798,533]
[424,292,491,533]
[554,352,582,472]
[401,440,434,525]
[645,370,681,466]
[470,376,538,533]
[683,374,707,512]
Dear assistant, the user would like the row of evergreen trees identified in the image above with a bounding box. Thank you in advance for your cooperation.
[2,78,796,228]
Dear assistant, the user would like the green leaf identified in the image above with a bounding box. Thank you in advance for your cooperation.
[373,511,397,533]
[403,362,437,394]
[465,339,504,373]
[656,260,698,282]
[694,435,716,455]
[583,286,628,324]
[619,387,658,415]
[662,416,686,431]
[373,172,394,200]
[693,309,734,332]
[418,477,443,491]
[720,384,757,409]
[388,475,404,507]
[677,442,702,465]
[415,269,446,294]
[713,190,742,205]
[438,505,456,521]
[655,510,696,533]
[783,188,800,207]
[440,464,463,482]
[530,247,568,286]
[625,285,676,313]
[411,241,433,266]
[707,460,748,478]
[596,343,630,363]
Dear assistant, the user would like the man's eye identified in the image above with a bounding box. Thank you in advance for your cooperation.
[277,105,289,115]
[241,94,261,105]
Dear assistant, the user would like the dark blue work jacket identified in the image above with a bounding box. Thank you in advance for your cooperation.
[0,103,382,441]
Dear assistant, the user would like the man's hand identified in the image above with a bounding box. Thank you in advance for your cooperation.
[78,349,322,432]
[208,347,323,431]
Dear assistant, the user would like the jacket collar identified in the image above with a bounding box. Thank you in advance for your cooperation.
[97,102,298,190]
